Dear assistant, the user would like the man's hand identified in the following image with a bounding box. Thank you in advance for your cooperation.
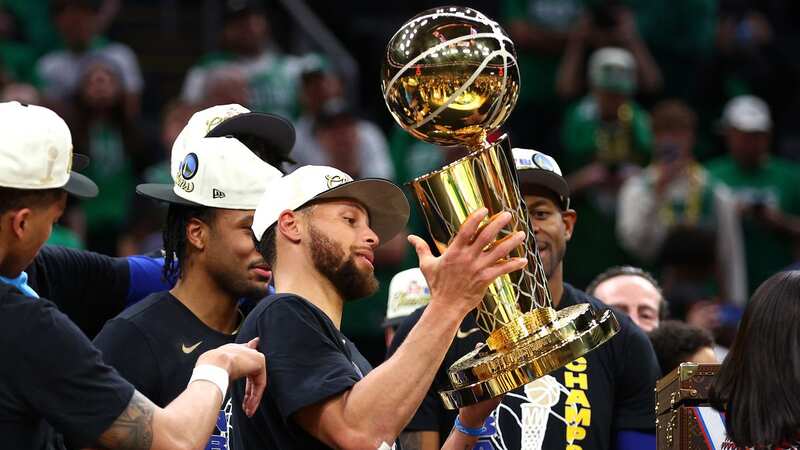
[196,338,267,417]
[408,208,527,318]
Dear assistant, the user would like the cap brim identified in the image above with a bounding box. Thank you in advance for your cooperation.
[206,112,295,160]
[313,178,410,245]
[518,170,570,207]
[136,183,203,206]
[63,171,98,198]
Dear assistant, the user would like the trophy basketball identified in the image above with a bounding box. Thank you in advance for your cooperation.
[381,6,620,409]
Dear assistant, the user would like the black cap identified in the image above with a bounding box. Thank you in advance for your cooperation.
[205,112,296,165]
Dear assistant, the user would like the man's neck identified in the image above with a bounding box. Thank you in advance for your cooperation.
[170,267,240,335]
[548,264,565,308]
[273,258,345,329]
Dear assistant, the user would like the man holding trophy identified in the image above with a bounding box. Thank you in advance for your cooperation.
[381,7,659,450]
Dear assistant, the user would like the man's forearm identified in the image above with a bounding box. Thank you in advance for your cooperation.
[342,302,462,443]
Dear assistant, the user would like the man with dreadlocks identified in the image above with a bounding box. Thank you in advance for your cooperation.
[94,135,283,450]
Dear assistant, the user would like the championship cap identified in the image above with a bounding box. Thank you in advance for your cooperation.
[722,95,772,133]
[382,268,431,328]
[588,47,636,94]
[0,101,97,198]
[251,165,410,245]
[513,148,570,210]
[137,136,282,209]
[172,103,296,172]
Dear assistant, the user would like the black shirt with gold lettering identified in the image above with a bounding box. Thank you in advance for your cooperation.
[388,284,661,450]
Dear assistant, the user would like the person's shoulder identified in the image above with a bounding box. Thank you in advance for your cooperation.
[704,156,736,177]
[247,293,320,322]
[563,283,609,312]
[0,289,76,344]
[114,291,173,322]
[564,284,642,338]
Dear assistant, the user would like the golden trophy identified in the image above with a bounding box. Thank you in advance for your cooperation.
[381,6,620,409]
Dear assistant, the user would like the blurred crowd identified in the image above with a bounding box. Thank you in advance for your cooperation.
[3,0,799,361]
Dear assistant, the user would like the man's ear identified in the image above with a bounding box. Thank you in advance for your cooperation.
[7,208,33,239]
[185,217,209,252]
[562,209,577,242]
[277,210,303,244]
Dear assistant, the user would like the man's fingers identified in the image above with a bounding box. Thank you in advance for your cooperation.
[480,257,528,282]
[244,367,267,417]
[408,234,433,262]
[472,211,513,251]
[481,231,526,264]
[245,337,259,349]
[452,208,489,247]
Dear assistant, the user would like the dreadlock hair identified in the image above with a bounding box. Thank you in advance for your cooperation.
[0,187,64,215]
[162,203,216,281]
[586,265,669,320]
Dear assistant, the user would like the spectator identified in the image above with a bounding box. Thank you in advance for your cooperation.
[64,57,144,256]
[180,0,312,118]
[648,320,717,377]
[500,0,583,154]
[586,265,665,333]
[711,271,800,449]
[36,0,143,116]
[618,100,747,305]
[382,268,430,350]
[560,46,653,287]
[556,6,662,100]
[707,95,800,294]
[294,98,394,180]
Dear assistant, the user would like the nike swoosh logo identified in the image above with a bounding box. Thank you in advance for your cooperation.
[182,341,202,354]
[456,327,480,339]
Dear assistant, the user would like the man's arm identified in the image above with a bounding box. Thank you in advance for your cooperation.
[294,209,527,449]
[92,341,265,450]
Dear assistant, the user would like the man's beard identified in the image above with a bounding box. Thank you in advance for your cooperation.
[308,223,379,301]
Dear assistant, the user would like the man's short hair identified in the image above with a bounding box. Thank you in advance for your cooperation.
[651,99,697,134]
[586,265,668,320]
[648,320,714,376]
[0,187,63,215]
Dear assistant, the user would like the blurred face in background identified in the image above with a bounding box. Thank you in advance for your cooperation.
[315,117,360,175]
[55,5,96,51]
[592,274,662,332]
[223,12,268,57]
[80,63,123,111]
[301,73,344,116]
[653,128,694,164]
[725,128,770,169]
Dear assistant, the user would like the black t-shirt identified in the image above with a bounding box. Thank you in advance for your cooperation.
[0,283,135,450]
[388,284,661,450]
[231,293,373,450]
[93,291,238,449]
[26,245,130,338]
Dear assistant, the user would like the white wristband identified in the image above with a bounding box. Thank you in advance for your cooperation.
[189,364,230,399]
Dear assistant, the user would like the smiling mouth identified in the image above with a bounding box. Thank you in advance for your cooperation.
[250,265,272,280]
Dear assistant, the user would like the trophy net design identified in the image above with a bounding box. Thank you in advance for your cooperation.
[381,6,619,409]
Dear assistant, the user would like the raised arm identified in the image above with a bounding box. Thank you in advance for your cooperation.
[294,209,528,449]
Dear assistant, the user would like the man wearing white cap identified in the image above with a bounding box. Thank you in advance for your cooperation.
[382,267,431,349]
[0,102,267,449]
[94,136,282,449]
[233,165,528,449]
[391,149,660,450]
[707,95,800,293]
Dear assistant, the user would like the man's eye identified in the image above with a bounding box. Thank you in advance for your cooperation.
[344,216,356,225]
[531,210,549,219]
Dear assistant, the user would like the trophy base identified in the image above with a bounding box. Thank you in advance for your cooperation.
[438,304,620,409]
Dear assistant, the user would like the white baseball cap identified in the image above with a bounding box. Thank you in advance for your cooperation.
[251,165,410,245]
[382,268,431,328]
[588,47,636,94]
[722,95,772,132]
[513,148,570,209]
[137,136,282,209]
[172,103,295,171]
[0,101,97,197]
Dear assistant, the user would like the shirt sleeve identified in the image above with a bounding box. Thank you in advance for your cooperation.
[13,300,135,448]
[125,255,171,306]
[387,308,445,432]
[257,297,363,420]
[610,316,661,432]
[29,246,129,337]
[93,317,163,403]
